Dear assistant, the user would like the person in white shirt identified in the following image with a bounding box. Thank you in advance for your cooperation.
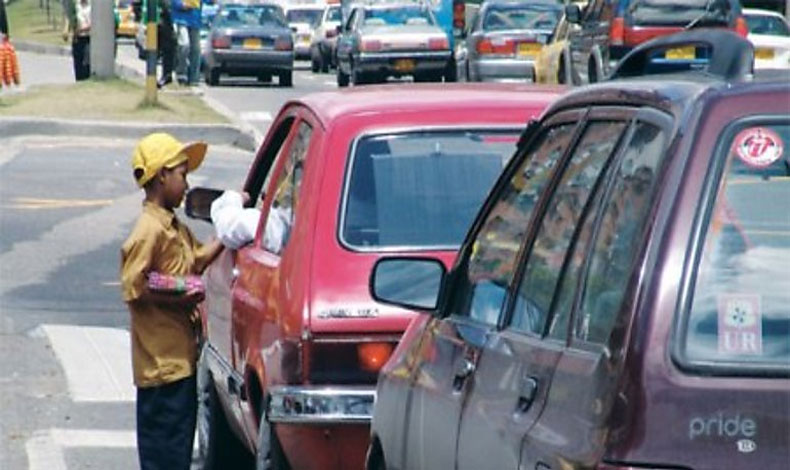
[210,190,292,253]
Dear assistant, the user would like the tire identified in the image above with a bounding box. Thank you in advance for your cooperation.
[255,411,290,470]
[320,50,329,73]
[365,440,386,470]
[310,51,320,73]
[588,57,599,83]
[206,67,220,86]
[279,70,293,87]
[337,65,350,87]
[196,348,247,470]
[257,74,272,83]
[443,58,457,82]
[351,64,366,86]
[557,56,566,85]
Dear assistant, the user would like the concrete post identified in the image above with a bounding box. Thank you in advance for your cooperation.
[90,0,115,78]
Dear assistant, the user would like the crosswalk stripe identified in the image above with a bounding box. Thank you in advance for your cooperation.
[240,111,273,122]
[27,429,137,470]
[41,325,135,402]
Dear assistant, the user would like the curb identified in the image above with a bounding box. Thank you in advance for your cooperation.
[0,117,258,151]
[8,40,262,152]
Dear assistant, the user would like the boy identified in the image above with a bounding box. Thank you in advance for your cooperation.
[120,132,222,470]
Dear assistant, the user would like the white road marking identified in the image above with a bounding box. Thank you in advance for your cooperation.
[324,80,337,86]
[26,429,136,470]
[41,325,135,402]
[240,111,273,122]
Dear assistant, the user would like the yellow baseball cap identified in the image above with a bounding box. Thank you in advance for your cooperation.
[131,132,207,187]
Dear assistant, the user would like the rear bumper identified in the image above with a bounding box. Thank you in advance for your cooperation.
[471,57,535,81]
[268,385,375,424]
[357,50,451,75]
[210,49,293,72]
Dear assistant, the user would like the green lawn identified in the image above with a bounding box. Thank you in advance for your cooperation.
[6,0,67,46]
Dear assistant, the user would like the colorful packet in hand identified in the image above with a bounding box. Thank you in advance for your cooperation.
[147,272,205,294]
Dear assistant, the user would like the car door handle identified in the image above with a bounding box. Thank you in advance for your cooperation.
[516,376,538,414]
[452,357,475,391]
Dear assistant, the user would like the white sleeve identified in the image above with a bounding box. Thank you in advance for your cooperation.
[210,191,261,249]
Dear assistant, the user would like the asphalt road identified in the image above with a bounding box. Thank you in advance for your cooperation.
[0,43,337,470]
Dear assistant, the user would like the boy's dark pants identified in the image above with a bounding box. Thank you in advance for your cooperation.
[136,374,197,470]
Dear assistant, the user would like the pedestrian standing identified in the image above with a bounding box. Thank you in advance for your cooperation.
[120,132,223,470]
[62,0,91,81]
[171,0,201,85]
[157,0,176,88]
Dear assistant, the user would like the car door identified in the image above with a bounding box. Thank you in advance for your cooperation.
[456,112,633,470]
[397,112,583,470]
[521,111,672,470]
[202,111,297,423]
[229,111,317,439]
[336,7,358,74]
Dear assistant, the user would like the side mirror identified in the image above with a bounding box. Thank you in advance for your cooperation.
[565,4,581,24]
[371,257,446,312]
[185,187,224,222]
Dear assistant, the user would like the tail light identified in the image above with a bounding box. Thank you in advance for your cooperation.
[609,16,625,46]
[274,36,292,51]
[360,39,382,52]
[735,15,749,38]
[212,35,230,49]
[452,0,465,31]
[428,37,449,50]
[476,37,515,55]
[357,342,394,373]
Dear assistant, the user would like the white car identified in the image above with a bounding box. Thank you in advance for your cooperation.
[285,4,325,59]
[309,3,342,72]
[743,8,790,70]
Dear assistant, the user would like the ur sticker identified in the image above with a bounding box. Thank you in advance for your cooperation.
[718,294,762,355]
[733,127,784,168]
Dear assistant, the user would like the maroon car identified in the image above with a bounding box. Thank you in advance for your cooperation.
[368,30,790,470]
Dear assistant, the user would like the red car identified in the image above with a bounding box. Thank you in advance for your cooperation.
[188,83,562,470]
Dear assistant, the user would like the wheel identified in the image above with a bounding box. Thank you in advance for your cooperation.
[310,50,320,73]
[557,56,566,85]
[255,411,290,470]
[257,73,272,83]
[196,347,248,470]
[351,64,367,86]
[443,58,457,82]
[206,67,220,86]
[320,50,329,73]
[588,58,599,83]
[337,65,349,87]
[365,440,386,470]
[279,70,292,87]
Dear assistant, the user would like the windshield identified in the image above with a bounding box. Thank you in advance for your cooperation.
[683,122,790,373]
[327,6,342,22]
[216,5,287,28]
[482,4,561,32]
[627,0,733,26]
[342,129,519,249]
[745,13,790,36]
[287,8,323,25]
[364,6,436,27]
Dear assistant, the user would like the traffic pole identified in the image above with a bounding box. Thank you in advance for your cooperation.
[144,0,158,105]
[90,0,115,78]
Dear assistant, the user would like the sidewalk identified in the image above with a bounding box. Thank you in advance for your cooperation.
[1,40,258,152]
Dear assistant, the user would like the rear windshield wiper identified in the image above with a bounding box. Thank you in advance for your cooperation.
[686,0,730,30]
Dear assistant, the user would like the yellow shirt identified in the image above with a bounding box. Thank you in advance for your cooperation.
[120,201,212,388]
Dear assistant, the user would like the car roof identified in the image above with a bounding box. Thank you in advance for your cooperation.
[293,83,565,127]
[743,7,787,19]
[551,73,790,118]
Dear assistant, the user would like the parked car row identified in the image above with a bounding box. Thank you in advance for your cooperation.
[187,28,789,470]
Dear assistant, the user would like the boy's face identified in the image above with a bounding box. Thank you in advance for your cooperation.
[160,162,189,209]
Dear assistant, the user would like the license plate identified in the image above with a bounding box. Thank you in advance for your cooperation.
[755,48,774,60]
[243,38,262,49]
[665,45,695,60]
[393,59,415,73]
[517,42,542,57]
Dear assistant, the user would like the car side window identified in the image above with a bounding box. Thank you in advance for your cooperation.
[262,121,312,255]
[574,122,666,345]
[448,124,578,326]
[510,120,627,335]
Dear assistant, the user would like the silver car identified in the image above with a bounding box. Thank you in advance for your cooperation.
[310,4,342,73]
[203,2,294,87]
[336,2,454,86]
[464,0,561,82]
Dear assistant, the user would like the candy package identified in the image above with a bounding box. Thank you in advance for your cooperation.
[147,272,205,294]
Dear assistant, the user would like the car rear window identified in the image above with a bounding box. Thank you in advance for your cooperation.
[745,13,790,36]
[341,129,519,249]
[683,122,790,373]
[482,4,561,32]
[327,6,342,22]
[627,0,734,26]
[364,6,436,26]
[287,8,323,26]
[218,6,286,27]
